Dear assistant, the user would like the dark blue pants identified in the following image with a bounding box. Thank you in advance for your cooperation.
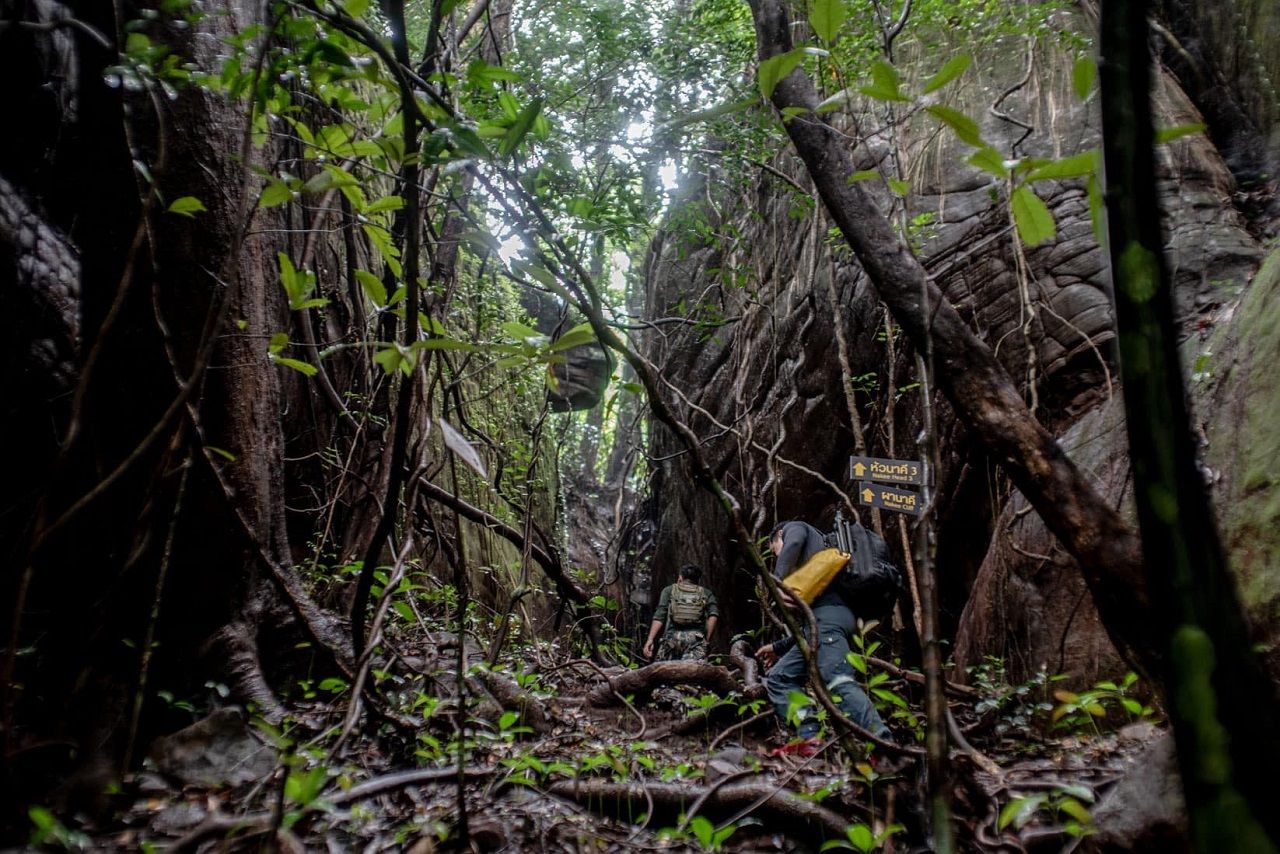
[765,603,890,739]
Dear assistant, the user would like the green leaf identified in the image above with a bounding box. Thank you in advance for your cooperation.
[999,794,1046,830]
[815,87,856,113]
[848,169,879,183]
[922,54,972,95]
[887,177,909,198]
[925,104,984,147]
[1155,122,1206,143]
[497,91,520,120]
[501,320,544,344]
[689,816,714,848]
[466,59,521,87]
[206,446,237,462]
[1058,797,1093,824]
[355,269,387,307]
[1055,783,1096,803]
[259,181,293,208]
[284,767,328,807]
[967,146,1007,177]
[847,823,874,852]
[860,60,909,102]
[364,195,405,215]
[373,345,406,376]
[757,48,806,99]
[1072,56,1097,100]
[498,97,544,160]
[167,196,206,217]
[1025,150,1099,182]
[808,0,846,43]
[549,323,597,352]
[1011,185,1056,246]
[270,355,317,377]
[871,687,909,709]
[343,0,371,15]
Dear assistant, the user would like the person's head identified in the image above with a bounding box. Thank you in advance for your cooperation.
[678,563,702,584]
[767,522,789,557]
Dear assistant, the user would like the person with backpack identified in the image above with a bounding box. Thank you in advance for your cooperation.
[643,564,719,661]
[755,519,894,751]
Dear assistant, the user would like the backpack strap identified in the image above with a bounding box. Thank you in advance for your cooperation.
[850,521,875,579]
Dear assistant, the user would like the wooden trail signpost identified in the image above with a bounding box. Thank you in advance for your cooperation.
[850,455,925,516]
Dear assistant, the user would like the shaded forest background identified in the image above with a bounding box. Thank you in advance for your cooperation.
[2,0,1279,849]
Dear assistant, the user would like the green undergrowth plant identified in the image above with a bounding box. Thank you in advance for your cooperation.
[658,815,738,851]
[998,783,1096,838]
[847,625,924,741]
[1051,671,1155,734]
[969,656,1058,740]
[820,820,905,852]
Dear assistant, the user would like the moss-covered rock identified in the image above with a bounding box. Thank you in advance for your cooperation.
[1201,249,1280,658]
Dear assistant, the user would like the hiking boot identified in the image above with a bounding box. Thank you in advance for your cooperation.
[770,737,823,758]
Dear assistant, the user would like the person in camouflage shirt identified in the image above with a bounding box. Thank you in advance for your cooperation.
[643,564,719,661]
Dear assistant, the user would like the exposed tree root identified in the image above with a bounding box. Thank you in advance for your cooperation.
[586,661,743,707]
[212,621,288,725]
[474,668,552,735]
[547,779,850,843]
[729,639,760,689]
[868,655,979,699]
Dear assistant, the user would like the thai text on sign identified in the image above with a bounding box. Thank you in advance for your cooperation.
[848,455,923,485]
[857,482,923,516]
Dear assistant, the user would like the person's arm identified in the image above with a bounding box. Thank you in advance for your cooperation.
[643,587,670,658]
[704,590,719,642]
[643,619,664,658]
[755,634,793,668]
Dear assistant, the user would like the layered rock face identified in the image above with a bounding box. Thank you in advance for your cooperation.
[637,6,1274,675]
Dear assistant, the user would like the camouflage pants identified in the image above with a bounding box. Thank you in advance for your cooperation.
[658,628,706,661]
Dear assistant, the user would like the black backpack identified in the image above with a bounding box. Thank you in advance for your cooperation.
[825,512,905,619]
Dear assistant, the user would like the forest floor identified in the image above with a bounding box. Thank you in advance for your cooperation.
[44,637,1169,853]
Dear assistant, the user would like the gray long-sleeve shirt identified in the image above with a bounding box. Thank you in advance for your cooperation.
[770,520,844,654]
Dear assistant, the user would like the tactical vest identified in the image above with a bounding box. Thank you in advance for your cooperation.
[668,582,708,627]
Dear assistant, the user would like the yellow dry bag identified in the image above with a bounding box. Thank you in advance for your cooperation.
[781,548,850,604]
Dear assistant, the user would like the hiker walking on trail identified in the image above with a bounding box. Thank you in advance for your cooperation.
[644,564,719,661]
[755,520,892,749]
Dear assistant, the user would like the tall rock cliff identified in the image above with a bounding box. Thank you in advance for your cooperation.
[635,2,1276,677]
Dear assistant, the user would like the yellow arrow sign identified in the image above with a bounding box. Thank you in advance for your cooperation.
[861,488,874,503]
[853,462,867,478]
